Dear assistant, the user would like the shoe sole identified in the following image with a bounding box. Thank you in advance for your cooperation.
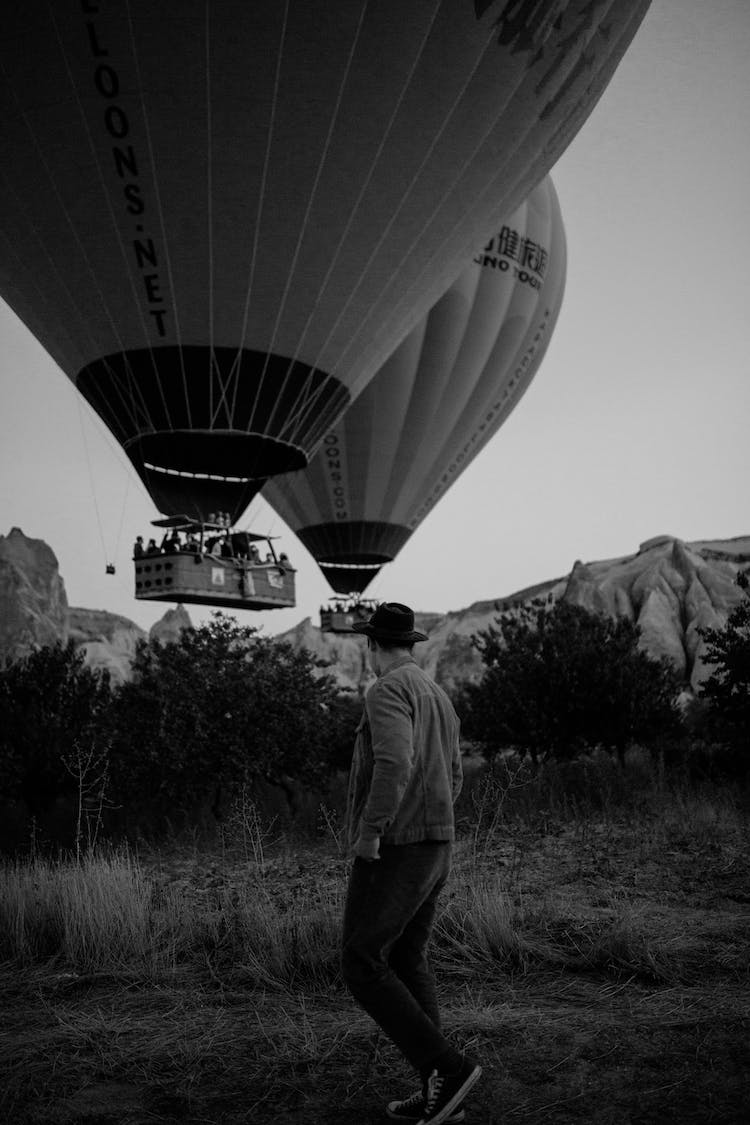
[417,1065,482,1125]
[386,1111,465,1124]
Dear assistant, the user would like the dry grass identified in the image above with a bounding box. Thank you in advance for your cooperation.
[1,776,749,1124]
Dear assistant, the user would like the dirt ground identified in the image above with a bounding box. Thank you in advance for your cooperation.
[2,817,749,1125]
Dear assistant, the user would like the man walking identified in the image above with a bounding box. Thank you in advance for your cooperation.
[342,603,481,1125]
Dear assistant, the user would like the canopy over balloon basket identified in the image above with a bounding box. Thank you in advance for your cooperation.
[134,517,295,611]
[320,596,379,634]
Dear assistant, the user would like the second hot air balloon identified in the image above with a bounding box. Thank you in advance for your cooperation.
[263,175,566,594]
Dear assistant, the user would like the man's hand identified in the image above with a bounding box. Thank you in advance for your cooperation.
[354,836,380,862]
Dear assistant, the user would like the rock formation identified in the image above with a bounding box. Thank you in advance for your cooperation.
[149,604,192,647]
[279,535,750,695]
[1,528,747,694]
[0,528,68,662]
[67,608,147,684]
[0,527,193,677]
[277,616,373,693]
[559,536,748,689]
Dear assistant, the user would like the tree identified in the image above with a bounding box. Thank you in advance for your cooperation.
[0,641,112,815]
[697,570,750,770]
[459,598,681,763]
[109,613,353,816]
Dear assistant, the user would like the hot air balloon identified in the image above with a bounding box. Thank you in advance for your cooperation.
[263,175,566,595]
[0,1,645,523]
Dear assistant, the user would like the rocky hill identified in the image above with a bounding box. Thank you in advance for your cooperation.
[1,527,747,693]
[0,527,68,659]
[0,528,192,681]
[67,607,147,683]
[279,535,750,695]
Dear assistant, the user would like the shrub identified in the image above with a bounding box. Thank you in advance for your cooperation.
[698,570,750,776]
[459,599,682,763]
[108,613,354,820]
[0,642,112,816]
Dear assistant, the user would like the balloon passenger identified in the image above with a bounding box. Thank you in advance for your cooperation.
[231,532,250,559]
[145,538,159,556]
[161,530,180,554]
[132,536,144,559]
[341,603,481,1124]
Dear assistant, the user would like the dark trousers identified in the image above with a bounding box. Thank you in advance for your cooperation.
[341,840,454,1074]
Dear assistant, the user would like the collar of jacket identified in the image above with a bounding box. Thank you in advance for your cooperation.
[376,653,417,678]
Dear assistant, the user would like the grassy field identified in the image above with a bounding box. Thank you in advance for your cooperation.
[1,764,749,1125]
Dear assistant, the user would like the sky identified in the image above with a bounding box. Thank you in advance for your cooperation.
[1,0,749,638]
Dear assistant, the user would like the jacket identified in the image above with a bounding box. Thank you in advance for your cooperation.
[345,655,463,850]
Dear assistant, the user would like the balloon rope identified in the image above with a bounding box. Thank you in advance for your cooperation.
[368,569,385,604]
[112,472,131,563]
[238,494,262,532]
[227,0,291,428]
[285,17,488,382]
[261,502,280,540]
[75,391,110,565]
[47,7,169,436]
[326,41,519,391]
[249,0,371,448]
[279,6,505,452]
[275,378,332,447]
[124,0,192,430]
[334,0,627,386]
[259,0,568,451]
[273,0,443,444]
[205,0,216,428]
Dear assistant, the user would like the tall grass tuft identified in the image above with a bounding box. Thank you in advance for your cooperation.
[435,876,530,973]
[0,848,196,975]
[222,881,344,990]
[1,767,745,992]
[1,848,148,968]
[0,844,346,989]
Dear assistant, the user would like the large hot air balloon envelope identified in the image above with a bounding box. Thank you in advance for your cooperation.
[0,1,646,521]
[263,175,566,593]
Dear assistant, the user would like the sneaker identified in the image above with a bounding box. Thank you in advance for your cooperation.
[416,1058,482,1125]
[386,1086,465,1122]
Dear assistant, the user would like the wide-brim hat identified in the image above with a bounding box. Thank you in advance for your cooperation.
[351,602,428,643]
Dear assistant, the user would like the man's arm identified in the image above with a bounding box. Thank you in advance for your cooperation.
[357,678,414,855]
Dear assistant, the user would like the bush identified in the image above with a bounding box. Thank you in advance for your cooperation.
[459,599,683,763]
[697,570,750,776]
[108,613,356,821]
[0,642,112,817]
